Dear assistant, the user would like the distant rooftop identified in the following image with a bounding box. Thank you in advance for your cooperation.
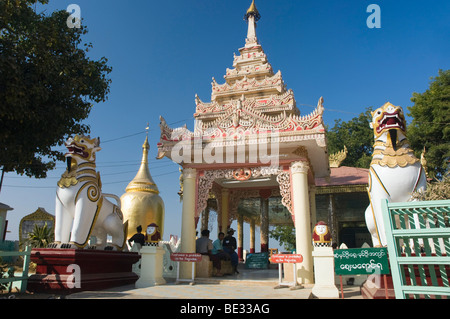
[315,166,369,194]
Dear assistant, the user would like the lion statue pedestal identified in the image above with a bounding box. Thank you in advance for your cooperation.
[27,249,140,293]
[28,135,140,293]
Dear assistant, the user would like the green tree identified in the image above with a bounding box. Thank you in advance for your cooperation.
[407,69,450,179]
[326,108,374,168]
[0,0,112,181]
[269,224,296,251]
[26,223,54,248]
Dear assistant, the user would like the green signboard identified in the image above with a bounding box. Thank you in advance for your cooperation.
[334,247,390,275]
[245,252,269,269]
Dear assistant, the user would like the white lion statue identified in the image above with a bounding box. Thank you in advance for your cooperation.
[51,135,128,250]
[365,102,427,247]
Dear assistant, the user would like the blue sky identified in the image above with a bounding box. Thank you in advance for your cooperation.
[1,1,449,249]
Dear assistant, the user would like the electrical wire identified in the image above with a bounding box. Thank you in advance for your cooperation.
[2,169,180,189]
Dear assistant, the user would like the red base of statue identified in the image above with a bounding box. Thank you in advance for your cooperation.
[27,248,140,294]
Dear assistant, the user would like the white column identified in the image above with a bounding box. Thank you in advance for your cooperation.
[180,168,197,279]
[290,161,314,284]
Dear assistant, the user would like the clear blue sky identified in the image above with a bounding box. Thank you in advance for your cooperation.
[2,1,449,249]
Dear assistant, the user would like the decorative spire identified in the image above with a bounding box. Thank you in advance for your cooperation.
[244,0,260,46]
[125,127,159,194]
[245,0,261,21]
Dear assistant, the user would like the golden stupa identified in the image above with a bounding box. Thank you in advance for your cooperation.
[121,134,165,241]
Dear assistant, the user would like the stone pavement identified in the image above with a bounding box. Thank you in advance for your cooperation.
[66,267,363,300]
[69,284,363,300]
[67,282,312,299]
[66,282,363,299]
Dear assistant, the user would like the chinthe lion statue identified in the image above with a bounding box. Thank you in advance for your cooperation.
[50,135,128,250]
[365,102,427,247]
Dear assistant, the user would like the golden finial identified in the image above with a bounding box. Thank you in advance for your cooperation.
[125,126,158,194]
[245,0,261,21]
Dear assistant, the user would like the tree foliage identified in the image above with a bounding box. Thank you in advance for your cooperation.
[326,108,374,168]
[407,69,450,179]
[269,224,296,251]
[0,0,112,178]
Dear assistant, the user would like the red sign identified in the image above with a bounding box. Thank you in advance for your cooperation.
[270,254,303,264]
[170,253,203,262]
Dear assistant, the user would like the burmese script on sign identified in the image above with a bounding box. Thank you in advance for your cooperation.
[334,248,390,275]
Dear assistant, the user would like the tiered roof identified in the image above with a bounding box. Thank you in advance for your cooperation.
[194,0,299,130]
[158,1,330,178]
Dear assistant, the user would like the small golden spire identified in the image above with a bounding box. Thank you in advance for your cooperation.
[125,129,159,194]
[245,0,261,21]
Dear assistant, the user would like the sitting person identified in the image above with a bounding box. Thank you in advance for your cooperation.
[196,229,223,277]
[128,225,145,249]
[223,228,239,274]
[212,232,230,261]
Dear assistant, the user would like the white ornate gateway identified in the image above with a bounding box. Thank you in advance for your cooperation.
[52,135,128,250]
[365,102,427,247]
[157,1,330,284]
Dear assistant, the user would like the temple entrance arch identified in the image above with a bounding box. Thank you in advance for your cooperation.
[196,166,291,252]
[156,1,330,284]
[174,159,318,283]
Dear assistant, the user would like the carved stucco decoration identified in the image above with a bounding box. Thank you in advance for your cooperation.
[158,96,326,156]
[276,171,292,215]
[196,166,293,223]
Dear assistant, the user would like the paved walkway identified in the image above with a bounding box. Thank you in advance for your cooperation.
[66,267,363,300]
[67,282,313,299]
[66,282,362,300]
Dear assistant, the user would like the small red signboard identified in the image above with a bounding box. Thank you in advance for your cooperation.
[270,254,303,264]
[170,253,203,262]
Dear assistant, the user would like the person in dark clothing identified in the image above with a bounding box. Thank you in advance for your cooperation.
[223,228,239,274]
[128,225,145,247]
[196,229,223,277]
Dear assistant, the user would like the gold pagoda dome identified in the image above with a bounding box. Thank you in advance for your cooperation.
[121,134,165,241]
